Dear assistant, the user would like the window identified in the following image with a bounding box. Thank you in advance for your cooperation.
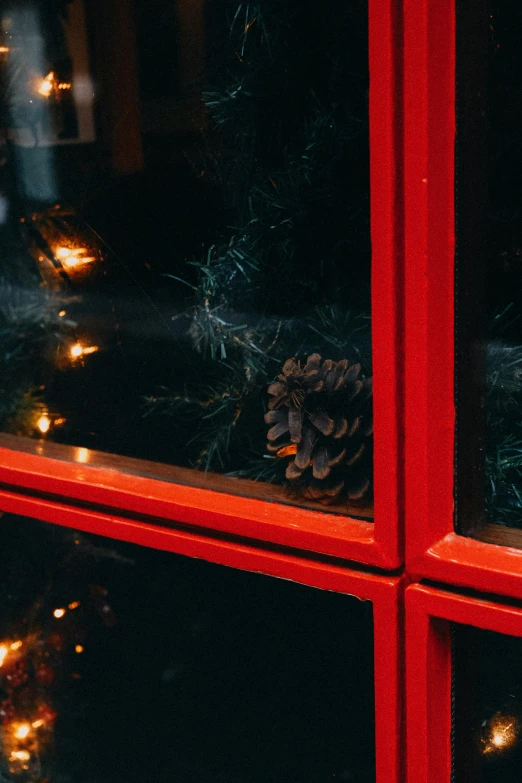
[2,0,522,781]
[0,0,402,568]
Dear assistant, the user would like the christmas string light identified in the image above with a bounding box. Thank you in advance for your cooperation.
[37,72,54,98]
[13,724,31,740]
[55,246,96,269]
[482,712,519,755]
[69,343,99,360]
[36,415,50,435]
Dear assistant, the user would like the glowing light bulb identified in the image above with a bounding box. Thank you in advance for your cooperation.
[10,751,30,762]
[38,72,54,97]
[68,601,80,610]
[10,641,22,651]
[75,645,84,654]
[59,310,66,317]
[70,343,84,359]
[36,415,51,434]
[32,720,44,729]
[483,714,519,755]
[53,608,66,619]
[0,46,10,53]
[0,644,8,667]
[14,724,30,740]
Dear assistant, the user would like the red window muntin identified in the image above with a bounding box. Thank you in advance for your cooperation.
[0,0,403,570]
[405,583,522,783]
[0,488,404,783]
[403,0,522,597]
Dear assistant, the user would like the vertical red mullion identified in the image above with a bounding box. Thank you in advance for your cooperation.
[369,0,402,564]
[404,0,456,563]
[406,587,453,783]
[373,587,404,783]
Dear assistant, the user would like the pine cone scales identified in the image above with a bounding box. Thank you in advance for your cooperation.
[265,353,372,504]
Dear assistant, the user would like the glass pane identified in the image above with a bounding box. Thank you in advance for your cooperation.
[0,0,372,517]
[0,513,376,782]
[455,0,522,535]
[453,623,522,782]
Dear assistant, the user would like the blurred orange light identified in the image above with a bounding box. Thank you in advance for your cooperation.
[14,724,30,740]
[36,415,51,434]
[38,72,54,97]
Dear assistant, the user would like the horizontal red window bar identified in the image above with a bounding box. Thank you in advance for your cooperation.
[0,434,400,567]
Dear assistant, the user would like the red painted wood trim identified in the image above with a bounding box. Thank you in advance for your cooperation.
[404,0,456,562]
[403,0,522,597]
[406,586,452,783]
[406,583,522,783]
[369,0,404,566]
[0,488,404,783]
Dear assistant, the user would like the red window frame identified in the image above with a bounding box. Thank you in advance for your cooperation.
[0,0,404,571]
[403,0,522,598]
[405,583,522,783]
[0,490,405,783]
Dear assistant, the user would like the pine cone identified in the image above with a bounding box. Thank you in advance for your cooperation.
[265,353,372,505]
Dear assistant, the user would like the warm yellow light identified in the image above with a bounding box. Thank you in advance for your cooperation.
[75,645,84,654]
[82,346,99,355]
[59,310,66,317]
[31,720,44,729]
[69,601,80,609]
[53,608,66,619]
[36,415,51,434]
[38,72,54,97]
[14,724,31,740]
[70,343,84,359]
[10,641,22,651]
[483,714,519,755]
[58,82,71,90]
[10,751,30,762]
[62,255,80,268]
[0,644,8,667]
[0,46,9,53]
[75,447,89,464]
[56,247,70,259]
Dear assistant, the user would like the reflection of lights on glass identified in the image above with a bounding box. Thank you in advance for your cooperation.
[483,713,519,755]
[70,343,98,360]
[56,246,96,269]
[75,447,90,464]
[10,641,22,651]
[10,751,30,762]
[14,724,31,740]
[36,415,51,434]
[0,644,8,667]
[75,645,84,654]
[38,71,54,97]
[69,601,80,610]
[70,343,84,359]
[32,720,44,729]
[53,608,66,619]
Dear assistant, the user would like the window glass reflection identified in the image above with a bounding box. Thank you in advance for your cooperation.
[0,513,376,782]
[0,0,372,516]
